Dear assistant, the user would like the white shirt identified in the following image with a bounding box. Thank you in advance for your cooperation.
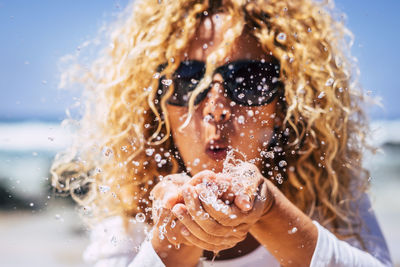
[83,193,392,267]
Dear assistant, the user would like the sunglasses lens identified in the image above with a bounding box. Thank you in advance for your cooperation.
[224,61,280,106]
[167,61,206,106]
[159,60,280,107]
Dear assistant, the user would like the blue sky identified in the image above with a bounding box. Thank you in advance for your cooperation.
[0,0,399,121]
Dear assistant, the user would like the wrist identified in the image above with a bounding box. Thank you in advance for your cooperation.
[151,227,202,267]
[257,178,276,220]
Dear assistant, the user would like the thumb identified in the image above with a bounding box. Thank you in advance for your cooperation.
[234,193,253,212]
[162,190,183,209]
[234,174,263,212]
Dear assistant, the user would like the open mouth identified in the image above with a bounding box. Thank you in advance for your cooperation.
[205,145,228,161]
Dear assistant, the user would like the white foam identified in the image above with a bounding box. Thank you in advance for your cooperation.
[0,122,70,151]
[369,120,400,146]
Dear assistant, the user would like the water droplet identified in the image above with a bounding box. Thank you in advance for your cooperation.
[279,160,287,167]
[238,93,245,99]
[202,43,208,50]
[193,158,200,166]
[102,146,114,157]
[229,214,237,219]
[317,91,326,99]
[200,212,210,220]
[237,115,245,124]
[154,153,162,162]
[54,214,64,221]
[247,110,254,117]
[136,213,146,223]
[277,32,287,41]
[170,220,176,228]
[204,114,213,123]
[153,72,161,79]
[29,202,34,207]
[146,148,155,156]
[288,227,298,234]
[99,185,110,193]
[307,27,312,32]
[325,78,334,86]
[161,79,172,86]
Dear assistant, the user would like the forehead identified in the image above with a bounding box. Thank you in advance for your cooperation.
[186,13,269,62]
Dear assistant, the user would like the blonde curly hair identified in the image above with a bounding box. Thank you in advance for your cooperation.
[51,0,374,240]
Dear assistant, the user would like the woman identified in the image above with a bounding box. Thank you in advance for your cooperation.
[51,0,392,266]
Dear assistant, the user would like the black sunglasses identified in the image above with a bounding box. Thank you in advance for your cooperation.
[158,59,282,107]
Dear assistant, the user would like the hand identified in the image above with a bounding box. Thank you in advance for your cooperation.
[197,163,274,227]
[149,173,203,266]
[170,163,274,252]
[171,185,249,252]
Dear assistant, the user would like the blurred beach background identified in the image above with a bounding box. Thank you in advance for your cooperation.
[0,0,399,266]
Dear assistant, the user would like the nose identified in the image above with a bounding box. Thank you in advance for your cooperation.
[202,74,231,124]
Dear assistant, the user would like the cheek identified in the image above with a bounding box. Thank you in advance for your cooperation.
[167,111,202,152]
[256,127,275,146]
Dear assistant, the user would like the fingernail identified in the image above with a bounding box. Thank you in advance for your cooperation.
[172,206,184,220]
[182,187,191,198]
[239,195,252,211]
[241,195,251,204]
[181,226,190,236]
[184,186,198,198]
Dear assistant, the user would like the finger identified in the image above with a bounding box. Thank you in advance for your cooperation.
[172,203,244,246]
[154,209,194,247]
[195,186,245,227]
[181,185,242,238]
[179,225,237,252]
[233,168,264,212]
[188,170,216,186]
[252,178,274,217]
[153,207,171,226]
[234,178,262,212]
[214,174,234,202]
[163,173,192,185]
[164,219,194,247]
[151,183,182,210]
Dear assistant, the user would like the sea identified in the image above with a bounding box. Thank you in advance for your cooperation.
[0,120,399,266]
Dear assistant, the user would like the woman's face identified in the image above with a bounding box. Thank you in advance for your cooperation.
[166,13,279,174]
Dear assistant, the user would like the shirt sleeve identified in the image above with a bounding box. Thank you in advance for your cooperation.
[310,192,393,267]
[310,221,391,267]
[128,240,166,267]
[83,217,148,267]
